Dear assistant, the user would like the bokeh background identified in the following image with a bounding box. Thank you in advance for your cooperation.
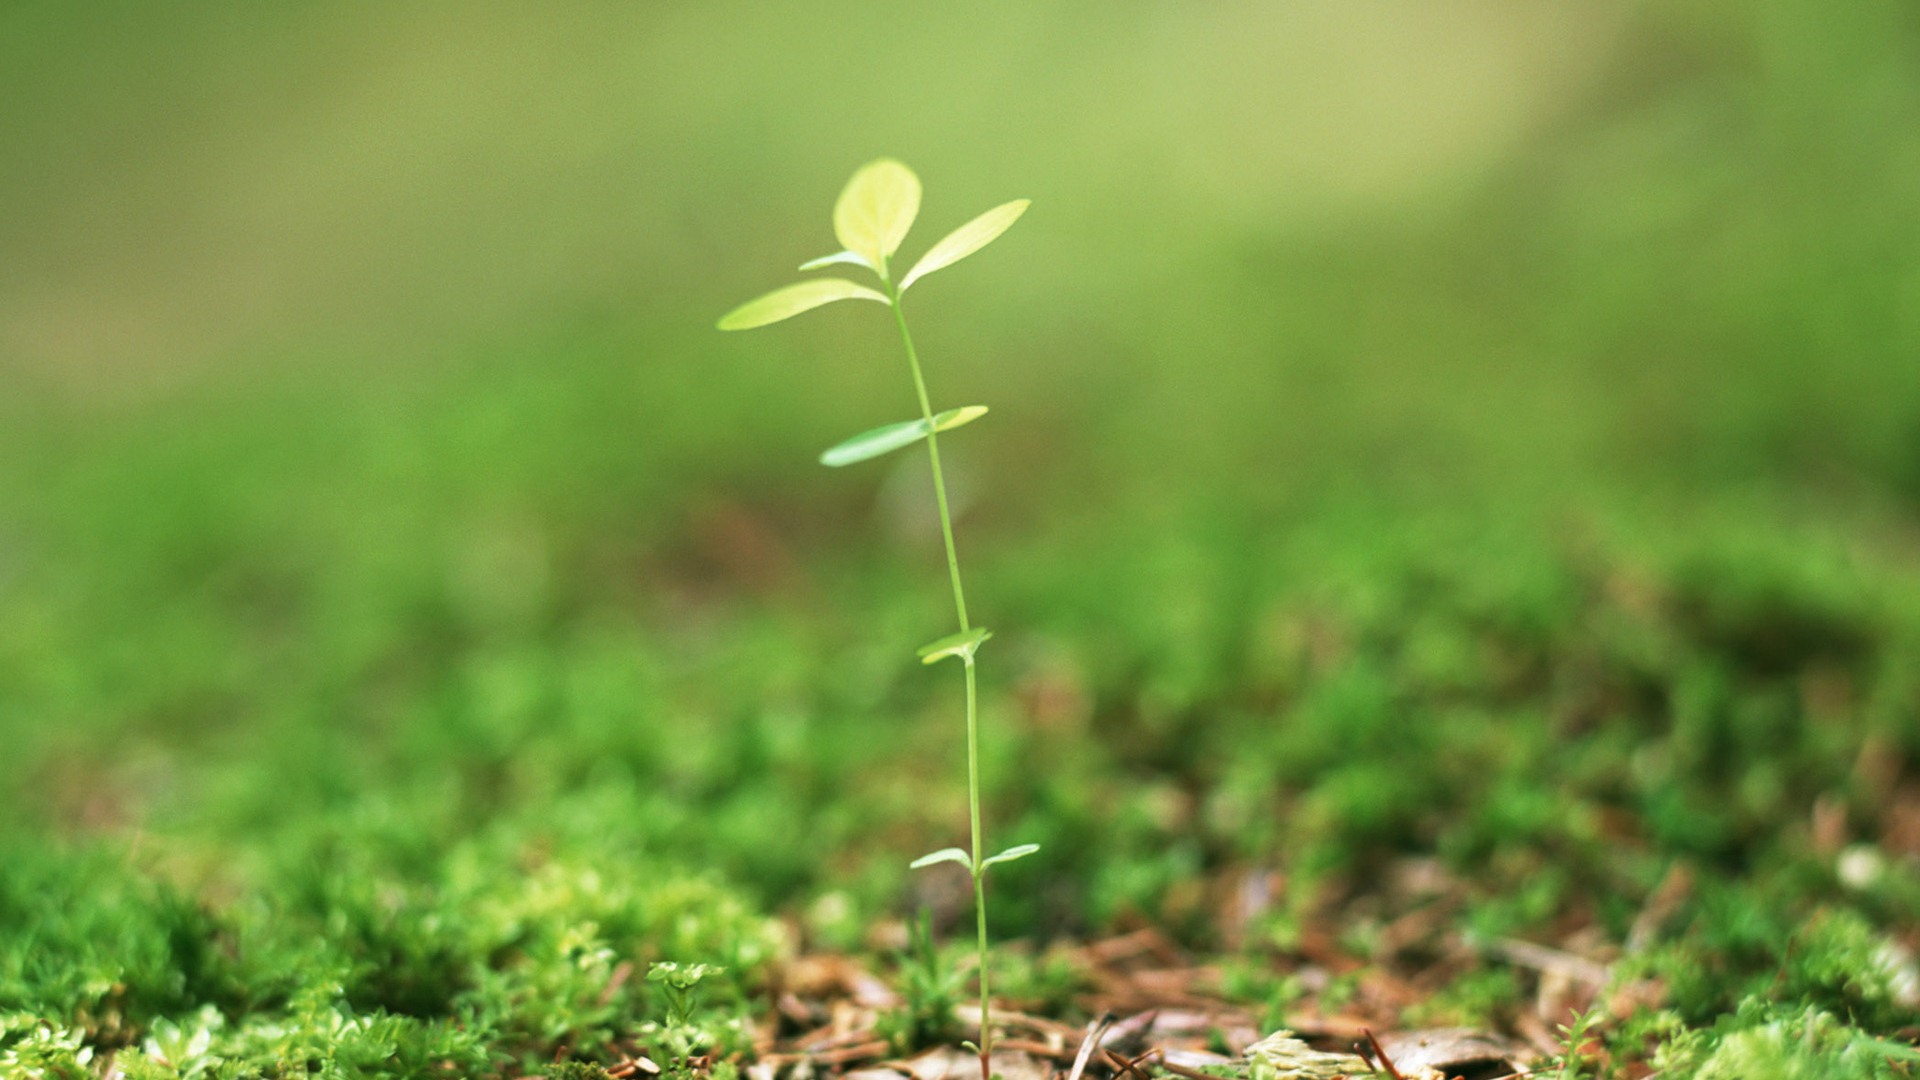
[3,1,1920,1068]
[10,2,1917,497]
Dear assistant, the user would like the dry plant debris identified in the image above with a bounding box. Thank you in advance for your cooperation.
[745,929,1529,1080]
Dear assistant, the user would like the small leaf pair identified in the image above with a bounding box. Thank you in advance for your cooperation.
[716,159,1029,332]
[909,843,1041,874]
[646,961,724,990]
[815,159,1031,290]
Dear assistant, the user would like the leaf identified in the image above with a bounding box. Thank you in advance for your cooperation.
[647,962,725,989]
[909,847,973,871]
[834,159,921,274]
[899,200,1030,291]
[932,404,989,433]
[979,843,1040,870]
[917,626,991,665]
[819,406,988,467]
[798,250,874,272]
[820,418,928,468]
[717,279,887,330]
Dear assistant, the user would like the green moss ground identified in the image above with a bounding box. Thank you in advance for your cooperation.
[4,345,1918,1076]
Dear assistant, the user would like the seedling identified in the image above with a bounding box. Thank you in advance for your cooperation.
[878,912,965,1054]
[644,962,728,1072]
[648,962,723,1032]
[1551,1006,1603,1080]
[719,159,1038,1080]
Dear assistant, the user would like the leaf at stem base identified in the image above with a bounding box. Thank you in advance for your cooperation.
[979,843,1040,871]
[909,847,974,872]
[917,626,992,665]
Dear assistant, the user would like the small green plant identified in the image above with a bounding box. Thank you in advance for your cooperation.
[643,961,729,1067]
[648,962,721,1030]
[0,1017,94,1080]
[719,159,1039,1079]
[1552,1005,1605,1080]
[1650,1004,1920,1079]
[878,912,965,1054]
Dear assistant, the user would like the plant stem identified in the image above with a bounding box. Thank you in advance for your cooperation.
[887,285,992,1080]
[966,659,987,1072]
[888,292,970,633]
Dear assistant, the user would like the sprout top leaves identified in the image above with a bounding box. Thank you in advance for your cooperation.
[719,160,1028,332]
[716,278,886,330]
[899,200,1030,291]
[833,158,921,273]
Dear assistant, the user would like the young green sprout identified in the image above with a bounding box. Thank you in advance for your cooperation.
[718,159,1037,1080]
[648,961,724,1033]
[645,962,728,1072]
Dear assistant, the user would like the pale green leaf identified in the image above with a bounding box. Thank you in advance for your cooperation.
[834,159,921,274]
[819,406,988,467]
[909,847,973,871]
[820,418,927,468]
[717,279,887,331]
[798,250,873,272]
[932,404,989,433]
[899,200,1030,291]
[980,843,1040,870]
[917,626,992,665]
[647,962,724,988]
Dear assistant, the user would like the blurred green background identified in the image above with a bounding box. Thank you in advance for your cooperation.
[8,1,1916,502]
[3,1,1920,1071]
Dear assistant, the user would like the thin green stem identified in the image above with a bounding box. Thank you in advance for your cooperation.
[887,284,992,1078]
[966,660,987,1067]
[889,292,970,633]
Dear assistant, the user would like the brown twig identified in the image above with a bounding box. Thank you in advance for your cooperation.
[1478,937,1611,988]
[1097,1047,1159,1080]
[1627,861,1693,953]
[600,961,636,1008]
[987,1007,1089,1041]
[1361,1029,1403,1080]
[795,1024,885,1053]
